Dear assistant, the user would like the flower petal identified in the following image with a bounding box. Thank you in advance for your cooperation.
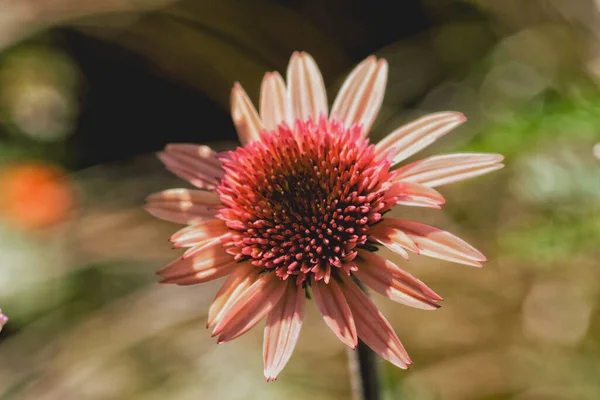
[393,153,505,187]
[214,272,287,343]
[158,144,224,190]
[369,223,419,260]
[340,274,411,369]
[207,264,259,329]
[330,56,388,135]
[376,112,467,164]
[0,310,7,332]
[260,71,292,131]
[355,250,442,309]
[287,51,328,122]
[391,181,445,209]
[231,82,265,145]
[144,188,220,224]
[170,219,229,248]
[311,276,357,349]
[157,237,235,285]
[381,219,487,267]
[263,283,305,382]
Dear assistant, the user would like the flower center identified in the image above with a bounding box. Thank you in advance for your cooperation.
[217,117,396,284]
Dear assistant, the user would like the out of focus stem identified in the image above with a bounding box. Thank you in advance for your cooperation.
[348,282,381,400]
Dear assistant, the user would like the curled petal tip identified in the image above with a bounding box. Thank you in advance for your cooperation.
[446,111,466,121]
[489,153,505,162]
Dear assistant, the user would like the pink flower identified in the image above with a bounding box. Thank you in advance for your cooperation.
[0,310,7,332]
[145,52,504,381]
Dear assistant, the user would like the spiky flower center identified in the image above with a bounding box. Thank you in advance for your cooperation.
[217,117,397,284]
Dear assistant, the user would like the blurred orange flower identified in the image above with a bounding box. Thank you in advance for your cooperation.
[0,162,74,229]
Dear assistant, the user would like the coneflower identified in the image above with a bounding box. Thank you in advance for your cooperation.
[145,51,504,381]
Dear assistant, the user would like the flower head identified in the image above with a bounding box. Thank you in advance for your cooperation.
[145,51,504,381]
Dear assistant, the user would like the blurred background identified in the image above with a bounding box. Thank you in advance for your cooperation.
[0,0,599,399]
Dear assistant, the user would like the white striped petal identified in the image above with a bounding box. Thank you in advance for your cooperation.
[340,274,411,369]
[157,237,234,285]
[376,112,467,164]
[213,273,286,343]
[331,56,388,135]
[260,71,292,131]
[287,51,328,122]
[231,82,265,144]
[379,219,487,267]
[263,283,305,382]
[311,276,357,349]
[144,188,220,224]
[393,153,505,187]
[158,144,224,190]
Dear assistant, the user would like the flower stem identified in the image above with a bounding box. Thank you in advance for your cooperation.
[348,283,381,400]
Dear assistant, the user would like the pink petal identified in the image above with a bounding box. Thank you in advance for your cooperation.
[340,274,412,368]
[287,51,328,122]
[381,219,487,267]
[391,181,445,209]
[311,276,357,349]
[393,153,505,187]
[170,219,229,248]
[144,188,220,224]
[157,237,235,285]
[330,56,388,135]
[231,82,265,145]
[213,272,287,343]
[354,250,442,310]
[159,144,224,190]
[207,264,260,329]
[263,283,305,382]
[369,224,419,260]
[260,71,292,131]
[376,112,467,164]
[146,188,221,206]
[0,310,7,332]
[159,261,236,286]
